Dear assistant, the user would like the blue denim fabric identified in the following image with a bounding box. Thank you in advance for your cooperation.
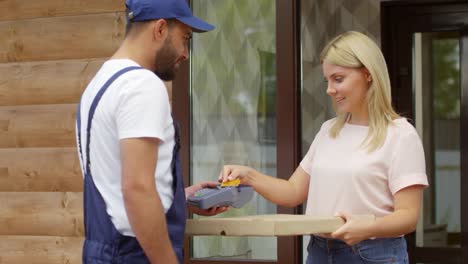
[306,235,408,264]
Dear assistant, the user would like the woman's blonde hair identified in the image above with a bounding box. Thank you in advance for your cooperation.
[320,31,400,152]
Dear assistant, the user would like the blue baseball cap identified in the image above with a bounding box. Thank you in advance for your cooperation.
[125,0,215,32]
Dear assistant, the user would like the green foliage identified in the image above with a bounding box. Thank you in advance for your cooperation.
[432,38,460,119]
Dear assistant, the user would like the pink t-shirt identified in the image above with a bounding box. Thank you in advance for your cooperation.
[300,118,428,217]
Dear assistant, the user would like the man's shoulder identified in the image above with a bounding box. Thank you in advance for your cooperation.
[101,60,156,81]
[97,60,164,90]
[83,60,167,104]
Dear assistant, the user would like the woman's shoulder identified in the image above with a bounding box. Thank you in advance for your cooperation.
[388,117,420,139]
[322,118,337,130]
[390,117,413,128]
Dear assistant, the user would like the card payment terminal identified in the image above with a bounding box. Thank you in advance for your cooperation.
[187,185,254,210]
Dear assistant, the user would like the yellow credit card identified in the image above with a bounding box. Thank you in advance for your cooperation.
[220,179,241,187]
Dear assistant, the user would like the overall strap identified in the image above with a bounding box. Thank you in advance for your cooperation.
[77,66,143,175]
[170,116,181,190]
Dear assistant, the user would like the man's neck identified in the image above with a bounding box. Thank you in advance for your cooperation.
[164,81,173,107]
[112,40,154,71]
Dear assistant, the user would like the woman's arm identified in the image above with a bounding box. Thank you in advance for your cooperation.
[331,185,424,245]
[219,165,310,207]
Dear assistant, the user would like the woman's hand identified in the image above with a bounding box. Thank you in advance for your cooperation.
[218,165,255,185]
[331,213,376,246]
[331,186,425,245]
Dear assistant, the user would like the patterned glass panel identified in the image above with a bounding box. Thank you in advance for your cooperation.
[191,0,277,260]
[301,0,380,154]
[300,0,382,262]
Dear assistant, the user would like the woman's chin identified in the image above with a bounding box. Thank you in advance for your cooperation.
[335,108,348,114]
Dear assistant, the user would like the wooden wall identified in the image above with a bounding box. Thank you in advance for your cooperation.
[0,1,125,263]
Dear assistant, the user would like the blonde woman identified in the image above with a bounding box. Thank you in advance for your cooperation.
[219,31,428,263]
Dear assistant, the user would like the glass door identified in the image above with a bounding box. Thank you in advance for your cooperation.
[413,31,462,263]
[171,1,302,263]
[190,0,278,260]
[382,2,468,263]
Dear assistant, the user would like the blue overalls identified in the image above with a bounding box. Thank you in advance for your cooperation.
[76,66,187,264]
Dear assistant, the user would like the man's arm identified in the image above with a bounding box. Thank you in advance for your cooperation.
[120,137,178,264]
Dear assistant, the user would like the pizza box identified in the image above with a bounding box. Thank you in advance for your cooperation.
[186,214,373,236]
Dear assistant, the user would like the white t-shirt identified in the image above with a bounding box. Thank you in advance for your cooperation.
[76,59,175,236]
[300,118,428,217]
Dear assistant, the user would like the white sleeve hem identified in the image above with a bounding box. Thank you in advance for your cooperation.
[119,130,165,142]
[390,174,429,195]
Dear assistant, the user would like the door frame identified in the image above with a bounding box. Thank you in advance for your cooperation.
[381,0,468,263]
[172,0,302,263]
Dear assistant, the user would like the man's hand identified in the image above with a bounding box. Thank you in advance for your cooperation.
[185,181,218,198]
[185,181,229,216]
[188,205,229,216]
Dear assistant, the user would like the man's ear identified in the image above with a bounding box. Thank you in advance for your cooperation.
[152,19,170,41]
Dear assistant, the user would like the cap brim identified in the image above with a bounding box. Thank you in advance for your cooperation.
[177,16,215,33]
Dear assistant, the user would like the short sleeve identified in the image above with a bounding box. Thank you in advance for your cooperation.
[300,120,331,174]
[300,139,318,174]
[116,71,171,141]
[389,128,429,194]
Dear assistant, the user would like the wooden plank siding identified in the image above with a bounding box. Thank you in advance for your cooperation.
[0,192,84,237]
[0,59,104,106]
[0,104,77,148]
[0,0,124,21]
[0,148,82,192]
[0,0,127,261]
[0,12,125,63]
[0,236,83,264]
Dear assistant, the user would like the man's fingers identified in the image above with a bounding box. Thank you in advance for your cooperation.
[201,181,218,188]
[189,205,229,216]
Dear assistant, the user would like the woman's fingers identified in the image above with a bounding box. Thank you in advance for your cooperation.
[218,165,232,182]
[218,165,243,182]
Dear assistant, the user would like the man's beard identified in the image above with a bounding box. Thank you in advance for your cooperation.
[154,36,180,81]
